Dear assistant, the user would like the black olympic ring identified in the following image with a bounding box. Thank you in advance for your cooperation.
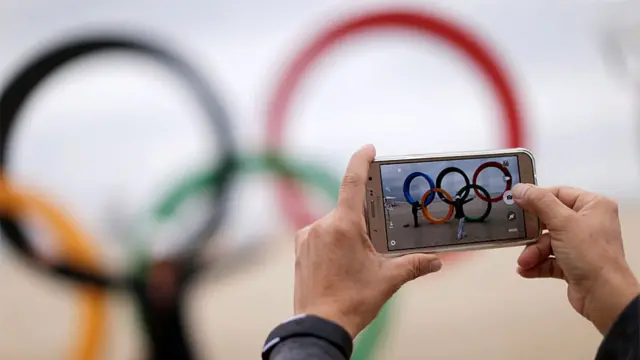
[0,35,239,288]
[471,161,512,203]
[454,184,492,222]
[435,167,471,205]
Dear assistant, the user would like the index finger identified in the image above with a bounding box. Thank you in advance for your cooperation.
[337,144,376,215]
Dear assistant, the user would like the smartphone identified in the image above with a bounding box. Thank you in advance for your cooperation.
[366,148,540,255]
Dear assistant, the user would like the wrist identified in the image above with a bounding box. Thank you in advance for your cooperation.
[296,306,359,339]
[583,263,640,334]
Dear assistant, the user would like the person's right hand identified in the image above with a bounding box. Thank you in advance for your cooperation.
[512,184,640,334]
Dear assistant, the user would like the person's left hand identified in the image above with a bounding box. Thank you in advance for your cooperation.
[293,144,443,339]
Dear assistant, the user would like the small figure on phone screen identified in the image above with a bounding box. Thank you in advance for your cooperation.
[411,201,420,227]
[454,194,473,240]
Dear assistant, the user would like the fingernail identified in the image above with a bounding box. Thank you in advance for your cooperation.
[512,183,532,200]
[429,259,443,273]
[358,144,376,159]
[360,144,375,153]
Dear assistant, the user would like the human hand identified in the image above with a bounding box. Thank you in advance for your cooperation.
[513,184,640,334]
[293,144,443,338]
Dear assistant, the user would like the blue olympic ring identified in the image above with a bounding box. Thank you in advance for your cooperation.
[402,172,435,205]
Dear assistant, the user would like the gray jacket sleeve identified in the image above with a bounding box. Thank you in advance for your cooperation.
[595,295,639,360]
[270,337,347,360]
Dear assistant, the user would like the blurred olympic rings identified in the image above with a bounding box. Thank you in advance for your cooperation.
[0,36,387,359]
[0,178,106,360]
[0,6,528,360]
[0,37,386,359]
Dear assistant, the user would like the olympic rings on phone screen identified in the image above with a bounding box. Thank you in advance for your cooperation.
[403,160,508,223]
[420,188,454,224]
[0,35,239,288]
[0,180,106,360]
[402,172,435,205]
[455,184,492,222]
[472,161,512,202]
[435,167,470,205]
[266,8,527,233]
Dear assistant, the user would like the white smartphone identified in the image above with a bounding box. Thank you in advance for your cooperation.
[365,148,541,256]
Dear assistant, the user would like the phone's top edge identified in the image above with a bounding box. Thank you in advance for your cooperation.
[373,147,533,162]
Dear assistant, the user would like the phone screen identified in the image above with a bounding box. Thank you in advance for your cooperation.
[379,155,525,251]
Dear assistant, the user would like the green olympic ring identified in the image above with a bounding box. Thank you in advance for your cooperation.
[127,153,391,360]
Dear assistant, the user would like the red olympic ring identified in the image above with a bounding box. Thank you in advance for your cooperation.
[472,161,513,203]
[266,8,526,259]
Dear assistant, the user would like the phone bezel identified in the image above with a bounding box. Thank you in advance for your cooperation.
[365,148,540,256]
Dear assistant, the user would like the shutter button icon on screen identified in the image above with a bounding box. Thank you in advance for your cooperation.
[503,190,514,205]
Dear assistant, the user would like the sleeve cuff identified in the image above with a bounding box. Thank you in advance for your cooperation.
[262,314,353,360]
[596,295,639,359]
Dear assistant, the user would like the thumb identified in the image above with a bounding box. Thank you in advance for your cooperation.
[388,254,442,285]
[512,183,574,229]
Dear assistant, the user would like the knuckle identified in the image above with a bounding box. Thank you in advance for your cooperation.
[294,229,308,255]
[408,258,422,280]
[521,187,543,204]
[294,232,304,249]
[307,222,325,240]
[398,257,422,282]
[331,221,352,239]
[537,190,556,205]
[558,211,576,225]
[598,196,619,214]
[294,228,306,242]
[295,224,312,240]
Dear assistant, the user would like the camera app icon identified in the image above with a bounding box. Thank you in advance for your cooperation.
[503,190,514,205]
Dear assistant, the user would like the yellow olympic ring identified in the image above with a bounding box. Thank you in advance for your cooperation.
[0,178,106,360]
[420,188,454,224]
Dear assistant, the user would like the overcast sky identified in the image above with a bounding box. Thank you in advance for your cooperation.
[0,0,639,253]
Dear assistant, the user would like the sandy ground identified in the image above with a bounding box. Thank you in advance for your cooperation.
[0,206,639,360]
[387,199,526,250]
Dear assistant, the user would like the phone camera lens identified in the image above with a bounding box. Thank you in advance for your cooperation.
[368,177,372,181]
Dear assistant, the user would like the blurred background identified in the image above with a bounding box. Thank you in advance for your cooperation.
[0,0,639,359]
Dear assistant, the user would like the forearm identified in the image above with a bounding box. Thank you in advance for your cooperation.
[269,337,347,360]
